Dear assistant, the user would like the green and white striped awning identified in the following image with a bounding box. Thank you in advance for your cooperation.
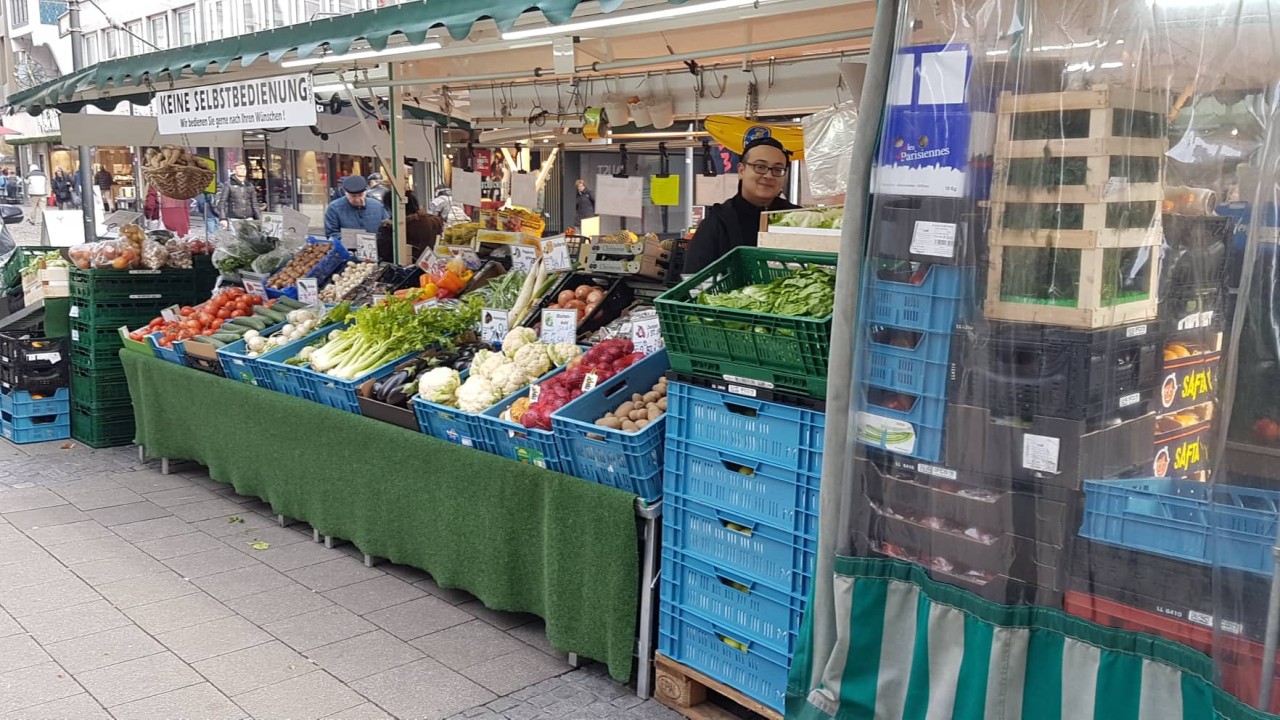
[8,0,685,114]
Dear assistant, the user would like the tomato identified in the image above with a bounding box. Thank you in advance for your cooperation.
[179,306,195,317]
[211,319,224,330]
[128,331,145,342]
[148,318,165,329]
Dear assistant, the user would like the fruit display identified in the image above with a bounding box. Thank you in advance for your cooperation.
[267,242,333,290]
[594,376,668,432]
[442,222,483,246]
[128,289,310,349]
[144,145,205,173]
[515,339,643,430]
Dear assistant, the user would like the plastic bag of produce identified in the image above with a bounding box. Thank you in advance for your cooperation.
[211,231,260,279]
[801,101,858,204]
[164,238,193,269]
[140,238,170,270]
[92,239,141,270]
[251,246,293,275]
[68,242,99,270]
[233,219,276,254]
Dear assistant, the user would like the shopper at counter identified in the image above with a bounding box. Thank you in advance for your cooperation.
[324,175,389,241]
[682,136,798,275]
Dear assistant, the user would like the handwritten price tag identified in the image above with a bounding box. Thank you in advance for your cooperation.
[481,309,509,345]
[630,313,664,355]
[511,244,539,274]
[241,272,270,300]
[355,234,379,262]
[297,278,318,306]
[540,308,578,344]
[541,235,572,272]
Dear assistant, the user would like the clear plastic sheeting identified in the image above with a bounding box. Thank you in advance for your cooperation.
[802,102,861,204]
[788,0,1280,717]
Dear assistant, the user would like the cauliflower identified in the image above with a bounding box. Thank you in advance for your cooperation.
[547,342,582,366]
[513,343,552,379]
[418,367,461,405]
[456,376,503,413]
[470,349,509,380]
[502,326,538,359]
[490,363,530,397]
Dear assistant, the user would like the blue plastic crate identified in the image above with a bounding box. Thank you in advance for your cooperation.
[413,393,493,451]
[2,409,70,431]
[254,324,344,402]
[661,547,806,656]
[663,437,819,538]
[854,406,945,462]
[664,381,825,474]
[866,323,955,364]
[215,322,286,387]
[1,411,70,443]
[266,239,351,300]
[304,352,416,414]
[864,265,973,332]
[552,351,670,500]
[664,493,816,597]
[145,332,186,365]
[1,387,69,417]
[483,390,566,472]
[658,602,790,713]
[1081,478,1280,576]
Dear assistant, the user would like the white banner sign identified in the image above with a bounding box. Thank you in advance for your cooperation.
[154,74,317,135]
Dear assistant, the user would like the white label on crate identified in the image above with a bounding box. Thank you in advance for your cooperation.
[540,309,578,344]
[918,463,958,481]
[581,372,599,393]
[909,221,958,259]
[127,270,162,276]
[1021,434,1061,474]
[68,305,80,318]
[511,245,539,274]
[130,294,163,300]
[481,309,509,345]
[724,374,774,389]
[727,385,758,398]
[160,306,179,323]
[70,329,80,342]
[27,352,60,364]
[857,411,916,454]
[528,384,541,402]
[1126,324,1149,338]
[1187,610,1213,628]
[1221,619,1244,636]
[1177,311,1215,331]
[413,299,438,314]
[1118,392,1141,408]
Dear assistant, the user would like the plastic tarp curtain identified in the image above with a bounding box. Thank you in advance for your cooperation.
[788,0,1280,717]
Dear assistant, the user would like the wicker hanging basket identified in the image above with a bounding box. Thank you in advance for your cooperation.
[143,163,215,201]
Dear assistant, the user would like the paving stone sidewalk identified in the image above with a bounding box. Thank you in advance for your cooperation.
[0,440,681,720]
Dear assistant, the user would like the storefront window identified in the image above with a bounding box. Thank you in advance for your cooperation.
[242,0,258,32]
[104,29,118,59]
[205,0,225,39]
[83,34,97,64]
[297,0,318,20]
[176,7,195,45]
[127,22,144,54]
[296,150,330,226]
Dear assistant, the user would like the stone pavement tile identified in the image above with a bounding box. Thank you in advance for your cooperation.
[365,596,474,641]
[112,516,195,543]
[506,620,565,659]
[0,487,65,514]
[458,600,538,631]
[44,625,166,675]
[212,486,261,505]
[109,682,249,720]
[19,599,130,644]
[135,531,226,561]
[162,546,259,579]
[144,486,222,508]
[124,591,234,635]
[252,540,343,572]
[222,525,310,554]
[0,692,111,720]
[0,610,20,638]
[263,605,376,653]
[0,557,74,591]
[460,646,570,697]
[0,576,101,617]
[323,576,427,616]
[86,501,173,527]
[110,470,191,495]
[23,520,114,546]
[234,669,365,720]
[76,651,203,708]
[0,633,51,674]
[45,535,138,565]
[4,503,90,529]
[305,630,424,683]
[95,572,200,609]
[322,702,395,720]
[411,620,525,672]
[69,554,169,586]
[0,538,50,568]
[192,564,295,602]
[381,563,431,584]
[192,641,316,697]
[61,487,145,511]
[285,557,386,593]
[351,658,496,720]
[170,499,250,523]
[48,478,125,497]
[414,576,478,606]
[194,513,276,538]
[0,661,83,715]
[155,615,272,664]
[226,583,333,625]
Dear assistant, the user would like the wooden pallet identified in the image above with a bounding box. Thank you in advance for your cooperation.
[991,154,1165,204]
[988,201,1163,249]
[654,653,783,720]
[994,86,1169,160]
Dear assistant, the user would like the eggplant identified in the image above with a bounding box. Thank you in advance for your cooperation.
[385,382,413,408]
[378,371,410,403]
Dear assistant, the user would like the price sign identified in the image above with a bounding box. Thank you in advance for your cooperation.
[355,234,378,262]
[260,212,285,239]
[541,235,573,272]
[371,293,387,305]
[528,384,541,402]
[70,328,80,342]
[243,280,267,300]
[581,372,600,393]
[414,299,439,313]
[481,309,509,345]
[297,277,319,306]
[511,244,539,274]
[160,306,180,323]
[630,312,664,355]
[449,246,483,270]
[540,308,578,344]
[417,247,443,273]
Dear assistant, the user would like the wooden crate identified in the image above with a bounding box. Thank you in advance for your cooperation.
[985,244,1160,329]
[654,653,783,720]
[988,199,1163,249]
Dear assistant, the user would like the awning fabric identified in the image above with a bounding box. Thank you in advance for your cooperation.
[8,0,686,115]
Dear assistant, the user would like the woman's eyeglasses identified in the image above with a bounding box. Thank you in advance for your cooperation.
[747,162,788,178]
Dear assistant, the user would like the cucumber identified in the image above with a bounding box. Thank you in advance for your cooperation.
[190,336,226,348]
[229,316,269,331]
[274,297,308,310]
[211,333,242,343]
[256,306,286,324]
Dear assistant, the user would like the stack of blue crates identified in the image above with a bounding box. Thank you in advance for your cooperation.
[1,386,70,443]
[659,378,825,713]
[0,332,71,444]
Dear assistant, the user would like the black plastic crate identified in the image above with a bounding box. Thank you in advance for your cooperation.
[183,352,226,377]
[0,332,67,370]
[1161,214,1231,293]
[0,362,69,393]
[956,320,1163,424]
[871,195,986,266]
[522,273,635,337]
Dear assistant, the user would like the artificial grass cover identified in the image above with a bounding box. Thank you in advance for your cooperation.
[121,350,640,682]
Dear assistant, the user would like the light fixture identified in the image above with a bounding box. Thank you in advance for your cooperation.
[502,0,758,40]
[282,42,443,68]
[312,82,353,94]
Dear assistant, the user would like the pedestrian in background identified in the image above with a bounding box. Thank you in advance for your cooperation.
[52,169,73,210]
[25,164,47,225]
[94,165,114,213]
[574,179,595,223]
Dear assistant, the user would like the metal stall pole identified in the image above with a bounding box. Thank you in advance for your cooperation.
[67,0,97,242]
[635,498,662,699]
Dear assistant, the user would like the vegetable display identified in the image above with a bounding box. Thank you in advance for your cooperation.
[241,307,324,357]
[268,243,333,290]
[594,377,668,432]
[129,290,310,349]
[436,327,583,413]
[768,207,843,230]
[368,342,486,409]
[548,283,608,325]
[442,222,483,246]
[18,251,68,278]
[515,339,643,430]
[469,268,526,309]
[320,262,380,302]
[696,264,836,318]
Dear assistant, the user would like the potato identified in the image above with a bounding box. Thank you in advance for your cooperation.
[622,420,638,432]
[597,417,622,429]
[647,405,662,421]
[628,409,642,421]
[632,393,643,403]
[616,401,633,416]
[635,418,650,429]
[658,397,667,411]
[642,391,660,404]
